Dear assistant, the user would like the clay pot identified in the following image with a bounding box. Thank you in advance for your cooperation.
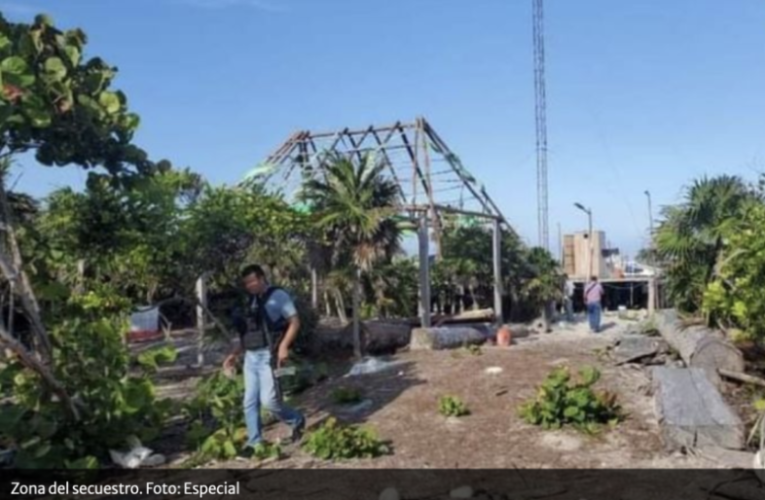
[496,325,512,347]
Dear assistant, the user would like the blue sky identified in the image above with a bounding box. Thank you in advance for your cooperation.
[4,0,765,258]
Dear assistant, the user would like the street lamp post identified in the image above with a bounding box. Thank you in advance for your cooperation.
[574,203,593,279]
[644,190,654,246]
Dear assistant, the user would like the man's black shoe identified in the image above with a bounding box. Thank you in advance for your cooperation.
[291,418,306,443]
[237,446,257,460]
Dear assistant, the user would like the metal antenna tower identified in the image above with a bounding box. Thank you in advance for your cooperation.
[533,0,549,250]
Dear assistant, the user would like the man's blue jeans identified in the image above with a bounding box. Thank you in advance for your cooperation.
[243,349,304,448]
[564,298,574,322]
[587,303,602,333]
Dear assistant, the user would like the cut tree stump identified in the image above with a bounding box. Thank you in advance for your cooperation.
[654,309,744,387]
[410,324,492,350]
[652,367,745,451]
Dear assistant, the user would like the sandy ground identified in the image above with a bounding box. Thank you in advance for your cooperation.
[143,312,737,469]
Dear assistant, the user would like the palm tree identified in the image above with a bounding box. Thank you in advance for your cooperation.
[655,175,756,313]
[519,247,564,330]
[301,153,402,358]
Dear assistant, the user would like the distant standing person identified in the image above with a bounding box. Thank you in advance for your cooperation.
[584,276,604,333]
[223,265,305,458]
[562,275,575,323]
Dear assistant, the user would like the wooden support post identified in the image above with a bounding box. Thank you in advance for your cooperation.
[648,278,656,315]
[492,218,503,324]
[310,267,318,310]
[418,212,431,328]
[196,275,207,367]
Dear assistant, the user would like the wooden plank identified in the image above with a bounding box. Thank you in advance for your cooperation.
[652,367,745,451]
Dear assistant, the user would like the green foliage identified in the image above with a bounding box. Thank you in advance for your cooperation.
[438,395,470,417]
[277,355,327,396]
[183,184,310,292]
[301,153,403,355]
[184,372,245,460]
[32,168,202,304]
[302,417,388,461]
[520,247,564,308]
[331,387,363,405]
[655,175,756,313]
[0,13,167,175]
[702,200,765,341]
[519,366,623,434]
[0,312,172,468]
[136,345,178,373]
[250,441,281,461]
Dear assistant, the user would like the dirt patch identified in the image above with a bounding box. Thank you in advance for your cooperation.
[192,318,714,469]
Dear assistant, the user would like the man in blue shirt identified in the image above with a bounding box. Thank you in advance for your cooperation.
[223,264,305,457]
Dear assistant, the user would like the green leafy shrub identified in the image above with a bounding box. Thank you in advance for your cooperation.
[519,366,623,434]
[302,417,388,460]
[251,441,281,460]
[136,345,178,373]
[0,315,172,468]
[438,395,470,417]
[278,355,328,396]
[184,372,246,460]
[331,387,363,405]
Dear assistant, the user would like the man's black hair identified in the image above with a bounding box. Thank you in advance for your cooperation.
[241,264,266,279]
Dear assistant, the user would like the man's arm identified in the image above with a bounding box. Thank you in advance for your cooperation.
[275,290,300,367]
[278,315,301,357]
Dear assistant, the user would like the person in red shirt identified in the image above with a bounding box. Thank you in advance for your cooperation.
[584,276,604,333]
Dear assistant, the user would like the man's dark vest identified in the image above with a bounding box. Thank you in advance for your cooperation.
[239,286,289,352]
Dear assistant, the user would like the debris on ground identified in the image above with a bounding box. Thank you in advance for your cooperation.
[611,334,670,366]
[346,357,406,377]
[109,436,167,469]
[337,399,374,414]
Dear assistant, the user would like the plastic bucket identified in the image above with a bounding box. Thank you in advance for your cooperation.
[128,306,160,343]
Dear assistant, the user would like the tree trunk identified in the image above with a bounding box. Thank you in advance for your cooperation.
[342,319,411,354]
[411,324,492,350]
[323,289,331,317]
[352,268,362,359]
[469,285,478,311]
[0,323,79,421]
[334,289,348,324]
[654,309,745,388]
[0,179,51,358]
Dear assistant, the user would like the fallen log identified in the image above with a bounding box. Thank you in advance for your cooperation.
[654,309,744,387]
[410,324,492,350]
[652,367,745,451]
[311,320,411,355]
[408,308,495,327]
[359,320,411,354]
